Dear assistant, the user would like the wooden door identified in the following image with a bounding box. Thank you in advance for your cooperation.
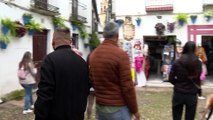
[33,30,48,87]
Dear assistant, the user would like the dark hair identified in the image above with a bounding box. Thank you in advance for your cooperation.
[19,51,32,70]
[182,41,196,54]
[180,41,199,77]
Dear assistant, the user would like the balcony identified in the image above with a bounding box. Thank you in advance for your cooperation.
[203,0,213,5]
[30,0,60,16]
[145,0,173,12]
[70,0,87,23]
[70,13,87,23]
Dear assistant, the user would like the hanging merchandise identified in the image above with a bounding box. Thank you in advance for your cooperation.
[161,45,175,81]
[123,41,133,63]
[133,40,147,87]
[143,44,150,79]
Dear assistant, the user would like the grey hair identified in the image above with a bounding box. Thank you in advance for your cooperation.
[103,22,119,39]
[54,27,71,40]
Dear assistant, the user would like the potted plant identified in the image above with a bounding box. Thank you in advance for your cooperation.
[71,21,88,39]
[22,13,33,25]
[52,16,65,28]
[115,19,124,26]
[0,35,10,49]
[89,33,100,50]
[175,13,188,26]
[135,17,142,26]
[71,21,83,31]
[80,31,89,39]
[25,20,43,35]
[204,11,213,22]
[155,23,165,35]
[190,15,197,24]
[1,18,18,35]
[167,22,175,33]
[15,21,27,38]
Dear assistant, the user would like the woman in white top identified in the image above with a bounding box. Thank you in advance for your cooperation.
[18,51,36,114]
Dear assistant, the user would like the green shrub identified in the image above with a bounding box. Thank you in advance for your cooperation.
[1,89,24,102]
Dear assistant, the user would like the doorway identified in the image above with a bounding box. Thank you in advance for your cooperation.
[72,33,79,48]
[144,36,176,81]
[33,30,48,87]
[202,36,213,81]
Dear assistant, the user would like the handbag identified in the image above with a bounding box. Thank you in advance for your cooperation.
[17,67,28,80]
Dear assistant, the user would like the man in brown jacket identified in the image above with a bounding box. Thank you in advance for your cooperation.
[89,22,140,120]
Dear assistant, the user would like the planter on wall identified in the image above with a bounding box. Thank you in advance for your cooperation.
[23,16,31,25]
[190,15,197,24]
[136,20,141,26]
[155,23,165,35]
[0,41,7,49]
[178,20,185,26]
[15,21,27,38]
[1,26,9,35]
[72,25,77,31]
[28,29,35,35]
[115,19,124,27]
[167,22,175,33]
[205,16,212,22]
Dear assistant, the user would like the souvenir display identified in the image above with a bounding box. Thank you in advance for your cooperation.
[133,40,147,87]
[162,45,174,81]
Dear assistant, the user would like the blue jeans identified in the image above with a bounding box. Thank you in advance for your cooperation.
[97,106,131,120]
[22,84,34,110]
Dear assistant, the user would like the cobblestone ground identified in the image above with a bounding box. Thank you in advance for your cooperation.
[0,87,212,120]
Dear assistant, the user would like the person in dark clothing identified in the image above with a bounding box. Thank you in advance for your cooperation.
[34,27,90,120]
[169,41,202,120]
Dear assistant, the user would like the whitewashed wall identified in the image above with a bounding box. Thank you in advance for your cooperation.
[0,0,93,96]
[115,0,213,46]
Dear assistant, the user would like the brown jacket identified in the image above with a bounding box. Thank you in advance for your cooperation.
[89,40,138,114]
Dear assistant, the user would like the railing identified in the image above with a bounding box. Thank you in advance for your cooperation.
[31,0,59,13]
[145,0,173,11]
[70,0,87,10]
[203,0,213,5]
[70,13,87,23]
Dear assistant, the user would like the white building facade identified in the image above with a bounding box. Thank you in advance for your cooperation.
[115,0,213,44]
[0,0,98,96]
[114,0,213,80]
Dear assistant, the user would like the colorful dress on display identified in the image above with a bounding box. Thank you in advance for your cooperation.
[135,56,146,87]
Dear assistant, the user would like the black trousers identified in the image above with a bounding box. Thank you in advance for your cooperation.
[172,91,198,120]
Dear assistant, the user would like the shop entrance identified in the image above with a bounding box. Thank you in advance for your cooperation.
[144,36,176,81]
[202,36,213,81]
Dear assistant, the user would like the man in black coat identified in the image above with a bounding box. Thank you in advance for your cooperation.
[34,27,90,120]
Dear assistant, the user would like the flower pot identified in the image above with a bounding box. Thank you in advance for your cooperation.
[205,16,211,22]
[167,22,175,33]
[15,21,26,38]
[84,43,89,48]
[115,20,123,27]
[178,20,185,26]
[1,26,9,35]
[28,29,35,35]
[72,25,77,31]
[23,16,31,25]
[190,16,197,24]
[136,20,141,26]
[116,21,122,26]
[0,41,7,49]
